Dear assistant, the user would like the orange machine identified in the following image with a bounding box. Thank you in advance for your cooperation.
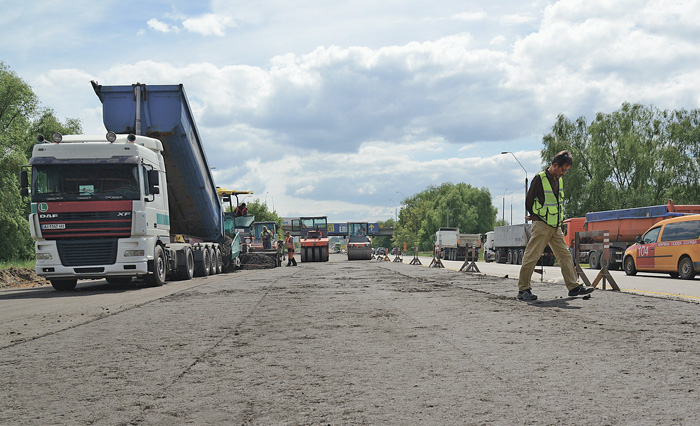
[564,200,700,269]
[299,216,330,262]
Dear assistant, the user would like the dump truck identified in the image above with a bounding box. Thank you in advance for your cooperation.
[433,227,481,261]
[346,222,372,260]
[563,200,700,270]
[20,82,235,291]
[483,224,555,266]
[299,216,329,262]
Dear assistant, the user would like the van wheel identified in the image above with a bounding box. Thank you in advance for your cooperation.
[678,256,696,280]
[623,255,637,276]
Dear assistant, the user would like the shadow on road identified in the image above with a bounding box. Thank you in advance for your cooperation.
[0,280,151,300]
[524,297,583,309]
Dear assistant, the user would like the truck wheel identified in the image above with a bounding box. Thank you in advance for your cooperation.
[145,245,166,287]
[517,249,524,265]
[51,279,77,291]
[589,251,600,270]
[506,250,513,264]
[194,247,211,277]
[209,247,218,275]
[177,247,194,280]
[678,256,696,280]
[623,255,637,276]
[215,247,223,274]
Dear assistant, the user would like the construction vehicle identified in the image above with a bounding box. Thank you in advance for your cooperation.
[299,216,330,262]
[346,222,372,260]
[246,221,283,267]
[20,82,236,291]
[483,224,556,266]
[563,200,700,270]
[433,227,481,261]
[217,188,255,269]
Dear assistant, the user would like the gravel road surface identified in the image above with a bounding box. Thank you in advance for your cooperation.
[1,254,699,425]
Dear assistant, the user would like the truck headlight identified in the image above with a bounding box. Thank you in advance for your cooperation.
[36,253,52,260]
[124,250,145,257]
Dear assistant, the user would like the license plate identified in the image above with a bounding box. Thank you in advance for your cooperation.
[42,224,66,230]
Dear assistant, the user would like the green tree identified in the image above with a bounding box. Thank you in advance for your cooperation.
[0,62,82,261]
[371,218,394,250]
[542,103,700,218]
[392,183,497,251]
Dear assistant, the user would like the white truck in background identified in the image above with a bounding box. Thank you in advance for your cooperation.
[483,224,555,266]
[433,227,481,261]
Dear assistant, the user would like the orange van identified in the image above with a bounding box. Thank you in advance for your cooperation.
[623,215,700,279]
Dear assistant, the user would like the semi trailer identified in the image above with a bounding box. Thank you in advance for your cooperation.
[20,82,235,290]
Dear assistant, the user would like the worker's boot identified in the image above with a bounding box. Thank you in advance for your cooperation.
[286,259,291,267]
[292,257,297,266]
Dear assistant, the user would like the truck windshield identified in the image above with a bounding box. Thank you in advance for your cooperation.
[32,164,140,201]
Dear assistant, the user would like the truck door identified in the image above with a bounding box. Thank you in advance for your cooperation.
[636,226,661,270]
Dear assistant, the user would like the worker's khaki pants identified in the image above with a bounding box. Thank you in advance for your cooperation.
[518,220,579,292]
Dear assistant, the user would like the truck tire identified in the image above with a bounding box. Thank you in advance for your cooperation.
[51,279,77,291]
[177,247,194,281]
[589,251,600,270]
[215,247,223,274]
[506,250,513,264]
[209,247,219,275]
[623,255,637,276]
[518,249,524,265]
[194,246,211,277]
[144,245,166,287]
[678,256,696,280]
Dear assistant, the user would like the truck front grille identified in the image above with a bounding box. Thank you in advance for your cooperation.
[57,239,118,266]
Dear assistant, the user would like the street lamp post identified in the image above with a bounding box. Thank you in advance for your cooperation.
[501,151,528,223]
[389,199,398,221]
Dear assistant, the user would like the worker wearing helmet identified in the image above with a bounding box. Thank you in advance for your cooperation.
[285,232,297,266]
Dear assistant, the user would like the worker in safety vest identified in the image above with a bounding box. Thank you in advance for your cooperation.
[517,150,594,301]
[234,203,247,217]
[261,226,272,249]
[285,232,297,266]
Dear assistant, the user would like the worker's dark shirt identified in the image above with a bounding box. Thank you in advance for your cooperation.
[526,169,560,223]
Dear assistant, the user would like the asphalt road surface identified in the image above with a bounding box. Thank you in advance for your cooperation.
[2,254,700,425]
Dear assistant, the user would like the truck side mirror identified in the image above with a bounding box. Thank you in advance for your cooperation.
[19,170,29,197]
[147,170,160,195]
[20,170,29,188]
[635,236,643,244]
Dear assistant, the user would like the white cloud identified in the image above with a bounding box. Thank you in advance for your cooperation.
[182,13,236,37]
[452,12,487,21]
[147,18,178,33]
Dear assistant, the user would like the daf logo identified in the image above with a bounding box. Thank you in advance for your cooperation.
[117,211,132,217]
[39,213,59,219]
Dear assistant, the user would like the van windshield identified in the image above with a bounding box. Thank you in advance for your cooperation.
[32,164,140,201]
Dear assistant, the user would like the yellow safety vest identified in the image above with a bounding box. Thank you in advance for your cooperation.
[532,170,564,227]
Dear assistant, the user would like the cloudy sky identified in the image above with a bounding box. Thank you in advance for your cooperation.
[3,0,699,224]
